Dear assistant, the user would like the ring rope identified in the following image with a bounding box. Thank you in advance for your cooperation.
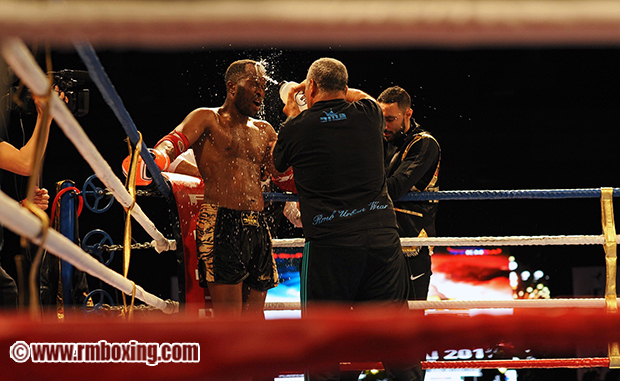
[74,42,172,199]
[264,298,607,311]
[5,308,620,378]
[4,1,620,48]
[264,188,620,202]
[0,190,179,314]
[422,357,611,370]
[0,38,176,253]
[343,358,613,371]
[408,299,606,310]
[21,52,54,317]
[272,235,618,248]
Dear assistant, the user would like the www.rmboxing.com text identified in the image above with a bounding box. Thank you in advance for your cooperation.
[10,340,200,366]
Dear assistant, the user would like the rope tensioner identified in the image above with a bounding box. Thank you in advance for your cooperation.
[0,190,179,314]
[600,188,620,367]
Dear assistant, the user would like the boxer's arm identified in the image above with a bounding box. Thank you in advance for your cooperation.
[263,124,296,193]
[155,108,216,163]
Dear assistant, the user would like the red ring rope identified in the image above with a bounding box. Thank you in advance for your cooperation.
[340,358,611,371]
[2,307,620,380]
[422,357,610,369]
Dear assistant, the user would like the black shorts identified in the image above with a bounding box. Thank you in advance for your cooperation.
[300,239,409,311]
[196,204,279,291]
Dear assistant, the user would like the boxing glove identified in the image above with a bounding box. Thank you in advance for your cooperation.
[122,148,170,186]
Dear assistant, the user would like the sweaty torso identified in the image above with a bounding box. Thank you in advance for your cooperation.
[192,107,272,212]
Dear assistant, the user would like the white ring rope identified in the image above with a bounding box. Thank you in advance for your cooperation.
[265,299,607,311]
[402,235,613,246]
[2,1,620,47]
[408,299,607,310]
[0,190,178,314]
[0,38,175,254]
[273,234,618,248]
[271,234,616,311]
[270,234,616,311]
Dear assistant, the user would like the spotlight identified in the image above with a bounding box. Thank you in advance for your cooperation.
[520,271,531,281]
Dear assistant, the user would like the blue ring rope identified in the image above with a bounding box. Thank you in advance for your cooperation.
[74,42,171,199]
[263,188,620,202]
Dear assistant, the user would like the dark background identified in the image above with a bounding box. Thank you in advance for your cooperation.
[2,45,619,380]
[2,46,619,304]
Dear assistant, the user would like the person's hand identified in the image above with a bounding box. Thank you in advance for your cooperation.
[31,187,50,211]
[33,93,50,116]
[33,85,69,115]
[283,201,302,228]
[282,81,306,118]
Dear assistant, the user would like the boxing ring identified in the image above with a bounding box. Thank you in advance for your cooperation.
[1,1,620,380]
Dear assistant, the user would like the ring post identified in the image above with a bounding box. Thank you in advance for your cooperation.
[601,187,619,368]
[59,180,78,309]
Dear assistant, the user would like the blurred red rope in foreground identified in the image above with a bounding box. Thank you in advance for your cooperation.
[1,306,618,381]
[341,358,611,371]
[423,357,610,369]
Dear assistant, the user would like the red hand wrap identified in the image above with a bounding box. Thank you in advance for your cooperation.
[271,167,297,193]
[156,130,190,158]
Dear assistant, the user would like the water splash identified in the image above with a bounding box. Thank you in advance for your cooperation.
[246,51,288,123]
[257,59,279,86]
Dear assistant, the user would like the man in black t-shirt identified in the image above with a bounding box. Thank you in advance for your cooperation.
[273,58,423,381]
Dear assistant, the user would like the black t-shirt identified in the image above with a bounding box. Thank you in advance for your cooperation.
[273,98,398,243]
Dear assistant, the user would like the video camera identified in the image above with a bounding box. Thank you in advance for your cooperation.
[8,69,90,117]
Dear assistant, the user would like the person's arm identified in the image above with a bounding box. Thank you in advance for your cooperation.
[262,124,296,193]
[122,109,216,183]
[170,158,201,177]
[345,88,374,102]
[270,120,294,175]
[0,96,52,176]
[386,136,440,200]
[167,149,201,177]
[152,108,216,169]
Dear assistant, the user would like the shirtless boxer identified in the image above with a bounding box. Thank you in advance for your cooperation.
[151,59,289,317]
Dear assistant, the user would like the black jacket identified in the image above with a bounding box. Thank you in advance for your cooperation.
[384,126,440,238]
